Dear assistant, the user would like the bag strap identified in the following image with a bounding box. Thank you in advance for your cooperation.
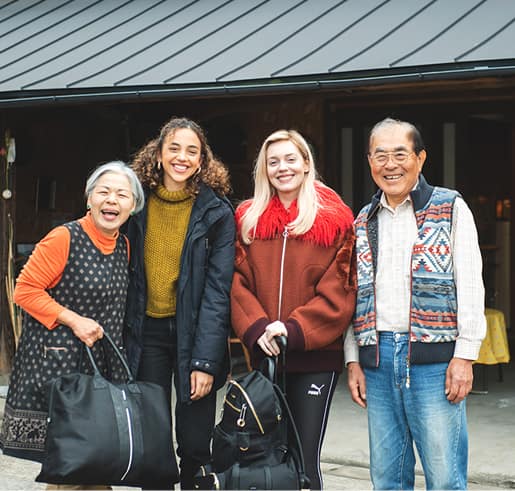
[276,335,287,391]
[273,384,311,490]
[78,338,112,379]
[84,331,134,383]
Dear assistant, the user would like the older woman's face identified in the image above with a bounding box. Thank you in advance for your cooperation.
[87,171,135,237]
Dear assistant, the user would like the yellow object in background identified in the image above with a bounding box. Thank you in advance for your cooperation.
[475,308,511,365]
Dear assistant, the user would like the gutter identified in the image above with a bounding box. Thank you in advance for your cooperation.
[1,64,515,108]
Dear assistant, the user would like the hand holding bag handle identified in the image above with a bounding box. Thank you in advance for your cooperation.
[84,331,135,385]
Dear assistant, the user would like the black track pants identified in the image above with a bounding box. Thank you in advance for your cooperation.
[285,371,338,490]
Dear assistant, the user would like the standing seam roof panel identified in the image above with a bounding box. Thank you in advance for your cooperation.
[0,0,106,59]
[216,0,384,82]
[458,19,515,62]
[0,0,159,81]
[215,0,345,81]
[59,0,237,88]
[274,0,427,77]
[0,0,78,42]
[112,0,271,87]
[163,0,308,84]
[0,0,514,94]
[393,0,515,67]
[0,0,46,25]
[8,0,203,89]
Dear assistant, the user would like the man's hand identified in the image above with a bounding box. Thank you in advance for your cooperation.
[347,361,367,408]
[445,357,473,404]
[190,371,214,401]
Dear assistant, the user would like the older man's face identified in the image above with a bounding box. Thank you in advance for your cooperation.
[368,125,426,209]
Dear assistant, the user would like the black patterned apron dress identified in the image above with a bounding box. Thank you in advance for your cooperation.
[0,221,129,462]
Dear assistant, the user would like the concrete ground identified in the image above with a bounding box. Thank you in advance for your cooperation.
[1,360,514,490]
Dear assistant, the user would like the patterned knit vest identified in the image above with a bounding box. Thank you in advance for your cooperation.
[0,221,128,460]
[353,187,459,347]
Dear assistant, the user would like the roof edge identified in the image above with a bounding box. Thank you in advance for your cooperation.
[1,62,515,108]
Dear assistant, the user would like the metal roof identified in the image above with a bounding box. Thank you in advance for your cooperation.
[1,0,515,102]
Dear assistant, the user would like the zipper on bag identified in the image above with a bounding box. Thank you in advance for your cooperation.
[119,389,134,481]
[229,379,265,434]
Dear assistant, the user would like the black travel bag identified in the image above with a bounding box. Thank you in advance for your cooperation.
[36,332,178,487]
[194,336,310,490]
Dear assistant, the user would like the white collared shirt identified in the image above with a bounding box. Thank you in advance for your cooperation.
[345,190,486,362]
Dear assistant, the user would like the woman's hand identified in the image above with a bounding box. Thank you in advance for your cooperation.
[190,371,214,401]
[257,320,288,356]
[57,308,104,347]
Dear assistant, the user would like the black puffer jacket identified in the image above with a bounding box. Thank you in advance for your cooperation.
[124,183,235,404]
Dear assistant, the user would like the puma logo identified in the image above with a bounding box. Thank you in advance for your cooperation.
[307,384,325,396]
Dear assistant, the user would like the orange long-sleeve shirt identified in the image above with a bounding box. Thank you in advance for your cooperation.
[13,213,130,329]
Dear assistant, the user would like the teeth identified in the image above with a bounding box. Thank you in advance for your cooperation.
[385,175,401,180]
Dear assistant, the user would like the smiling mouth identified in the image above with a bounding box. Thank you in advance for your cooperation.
[384,174,402,180]
[101,210,119,217]
[172,164,189,172]
[277,174,294,181]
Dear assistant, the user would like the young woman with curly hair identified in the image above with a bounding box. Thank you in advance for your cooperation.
[124,117,235,490]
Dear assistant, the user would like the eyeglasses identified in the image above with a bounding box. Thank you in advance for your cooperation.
[369,150,414,166]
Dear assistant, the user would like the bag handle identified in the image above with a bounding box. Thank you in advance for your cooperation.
[259,335,287,389]
[84,331,134,384]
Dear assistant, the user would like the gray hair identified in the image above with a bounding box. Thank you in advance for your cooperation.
[85,161,145,213]
[368,117,425,154]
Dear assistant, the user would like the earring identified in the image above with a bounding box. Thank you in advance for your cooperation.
[86,204,91,210]
[157,161,162,171]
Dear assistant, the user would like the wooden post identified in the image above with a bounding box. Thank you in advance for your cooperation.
[0,130,16,375]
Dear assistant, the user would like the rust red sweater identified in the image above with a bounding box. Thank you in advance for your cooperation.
[231,182,357,373]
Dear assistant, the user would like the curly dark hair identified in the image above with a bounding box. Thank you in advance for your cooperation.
[131,116,231,196]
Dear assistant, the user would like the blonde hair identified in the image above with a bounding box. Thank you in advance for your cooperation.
[240,129,319,244]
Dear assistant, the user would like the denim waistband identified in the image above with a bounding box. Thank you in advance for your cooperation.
[378,331,409,339]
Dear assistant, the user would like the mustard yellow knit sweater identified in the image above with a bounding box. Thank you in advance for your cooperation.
[144,184,193,317]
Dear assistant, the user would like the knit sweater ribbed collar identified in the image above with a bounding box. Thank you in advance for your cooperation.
[154,184,193,203]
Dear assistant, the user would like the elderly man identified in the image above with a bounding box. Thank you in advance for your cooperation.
[345,117,486,490]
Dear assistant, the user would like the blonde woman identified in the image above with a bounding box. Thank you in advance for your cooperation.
[231,129,357,489]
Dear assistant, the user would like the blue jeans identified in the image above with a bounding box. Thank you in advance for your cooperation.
[364,332,468,490]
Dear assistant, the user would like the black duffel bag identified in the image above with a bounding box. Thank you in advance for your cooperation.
[36,332,178,488]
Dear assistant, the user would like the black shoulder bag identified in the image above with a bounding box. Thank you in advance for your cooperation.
[36,332,178,487]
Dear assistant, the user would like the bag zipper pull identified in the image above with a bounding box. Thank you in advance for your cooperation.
[237,403,247,427]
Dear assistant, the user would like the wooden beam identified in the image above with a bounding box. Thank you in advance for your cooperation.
[0,129,16,375]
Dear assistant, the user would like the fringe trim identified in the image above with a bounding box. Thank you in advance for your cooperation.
[236,182,354,247]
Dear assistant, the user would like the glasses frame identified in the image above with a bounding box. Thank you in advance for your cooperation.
[369,150,415,167]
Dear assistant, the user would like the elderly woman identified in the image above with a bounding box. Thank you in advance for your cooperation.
[0,162,144,484]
